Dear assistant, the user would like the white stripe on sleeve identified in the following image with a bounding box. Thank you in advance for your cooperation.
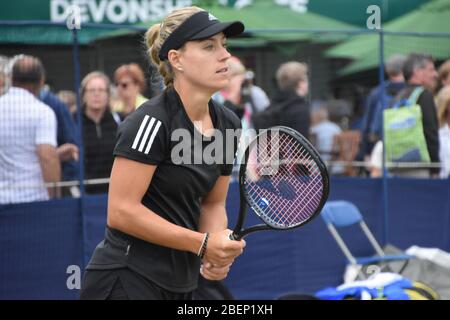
[138,117,156,152]
[144,120,162,154]
[131,115,149,150]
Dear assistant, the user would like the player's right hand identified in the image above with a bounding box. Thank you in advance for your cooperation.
[204,229,245,267]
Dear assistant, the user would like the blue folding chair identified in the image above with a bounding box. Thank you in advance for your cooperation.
[321,200,414,279]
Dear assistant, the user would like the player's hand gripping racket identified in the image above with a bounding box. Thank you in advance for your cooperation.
[229,126,329,240]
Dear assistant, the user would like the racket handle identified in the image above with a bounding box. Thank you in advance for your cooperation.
[229,232,240,241]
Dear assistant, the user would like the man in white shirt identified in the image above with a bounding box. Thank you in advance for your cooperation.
[0,55,60,204]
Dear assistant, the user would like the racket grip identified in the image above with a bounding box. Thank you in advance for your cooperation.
[229,232,240,241]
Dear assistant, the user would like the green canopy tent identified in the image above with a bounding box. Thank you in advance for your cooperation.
[188,1,357,43]
[0,0,121,45]
[325,0,450,75]
[0,23,118,45]
[0,0,356,46]
[97,0,357,47]
[0,0,433,46]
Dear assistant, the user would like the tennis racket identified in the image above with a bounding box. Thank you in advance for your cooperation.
[229,126,329,240]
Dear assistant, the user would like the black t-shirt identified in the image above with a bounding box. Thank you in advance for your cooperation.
[86,86,241,292]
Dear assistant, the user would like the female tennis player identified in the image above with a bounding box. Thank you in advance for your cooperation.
[79,6,246,300]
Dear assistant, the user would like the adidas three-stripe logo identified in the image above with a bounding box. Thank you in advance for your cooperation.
[131,115,162,154]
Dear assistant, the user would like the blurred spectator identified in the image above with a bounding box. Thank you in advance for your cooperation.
[57,90,77,117]
[391,53,440,178]
[80,71,118,194]
[39,84,79,186]
[0,55,60,204]
[272,61,310,137]
[348,85,368,131]
[310,105,344,175]
[241,69,271,129]
[112,63,148,120]
[435,60,450,95]
[323,99,352,130]
[436,86,450,178]
[213,56,270,129]
[310,105,341,159]
[214,56,245,117]
[358,54,407,161]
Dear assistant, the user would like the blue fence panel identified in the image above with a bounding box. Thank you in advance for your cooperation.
[1,178,450,299]
[388,178,450,250]
[82,194,108,265]
[0,198,83,299]
[226,178,450,299]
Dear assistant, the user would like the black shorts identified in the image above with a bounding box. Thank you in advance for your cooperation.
[79,268,193,300]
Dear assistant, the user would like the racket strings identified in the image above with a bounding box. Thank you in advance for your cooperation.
[244,132,324,228]
[263,142,314,224]
[270,136,322,225]
[280,139,324,223]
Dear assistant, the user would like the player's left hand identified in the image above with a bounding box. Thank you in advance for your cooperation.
[200,261,232,281]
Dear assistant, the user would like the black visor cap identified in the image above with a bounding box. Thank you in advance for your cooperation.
[158,11,245,61]
[190,20,244,40]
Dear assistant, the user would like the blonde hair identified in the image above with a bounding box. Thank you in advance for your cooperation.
[276,61,308,92]
[228,56,245,76]
[437,60,450,93]
[145,6,204,87]
[436,86,450,127]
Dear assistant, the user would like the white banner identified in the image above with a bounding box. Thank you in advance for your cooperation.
[50,0,193,24]
[50,0,309,25]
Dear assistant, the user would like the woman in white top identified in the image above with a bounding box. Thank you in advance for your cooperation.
[436,86,450,178]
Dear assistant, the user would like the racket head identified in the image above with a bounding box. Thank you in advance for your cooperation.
[239,126,329,231]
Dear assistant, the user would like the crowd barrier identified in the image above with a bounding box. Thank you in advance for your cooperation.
[1,177,449,299]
